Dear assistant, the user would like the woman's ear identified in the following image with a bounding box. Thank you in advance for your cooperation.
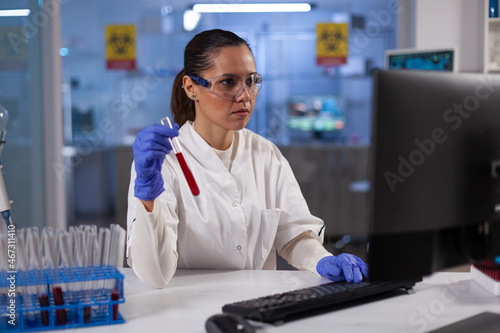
[183,75,196,100]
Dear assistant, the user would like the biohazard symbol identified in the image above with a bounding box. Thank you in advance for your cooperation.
[318,26,346,53]
[107,31,134,56]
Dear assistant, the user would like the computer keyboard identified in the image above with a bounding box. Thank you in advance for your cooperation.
[222,279,416,324]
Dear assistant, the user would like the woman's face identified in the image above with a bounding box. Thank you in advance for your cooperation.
[189,45,258,135]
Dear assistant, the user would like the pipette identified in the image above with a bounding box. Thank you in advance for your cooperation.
[0,234,9,325]
[160,117,200,196]
[0,105,12,229]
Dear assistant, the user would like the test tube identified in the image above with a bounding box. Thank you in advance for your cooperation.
[57,229,73,310]
[26,227,50,326]
[57,229,72,270]
[88,226,100,319]
[15,229,27,271]
[98,228,110,266]
[42,227,67,325]
[68,227,84,323]
[98,227,110,291]
[95,227,109,314]
[81,225,96,323]
[160,116,200,196]
[108,224,126,320]
[15,229,36,327]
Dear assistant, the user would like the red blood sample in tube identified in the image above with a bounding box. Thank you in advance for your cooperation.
[53,286,67,324]
[111,291,120,320]
[84,306,91,323]
[175,152,200,196]
[38,294,50,326]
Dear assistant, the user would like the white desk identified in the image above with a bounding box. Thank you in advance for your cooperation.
[83,268,499,333]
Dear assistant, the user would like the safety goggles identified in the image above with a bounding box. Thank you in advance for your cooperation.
[188,73,262,101]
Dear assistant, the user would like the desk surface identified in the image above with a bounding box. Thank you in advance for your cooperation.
[85,268,499,333]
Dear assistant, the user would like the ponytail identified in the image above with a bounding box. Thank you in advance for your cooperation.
[170,68,195,126]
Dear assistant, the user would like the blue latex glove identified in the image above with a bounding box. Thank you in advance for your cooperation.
[132,123,179,201]
[316,254,369,283]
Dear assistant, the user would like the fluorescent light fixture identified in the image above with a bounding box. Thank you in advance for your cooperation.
[0,9,30,17]
[192,3,311,13]
[184,10,201,31]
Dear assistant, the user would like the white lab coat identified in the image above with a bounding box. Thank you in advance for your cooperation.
[127,121,325,285]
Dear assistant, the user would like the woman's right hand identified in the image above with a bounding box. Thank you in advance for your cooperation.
[132,123,179,201]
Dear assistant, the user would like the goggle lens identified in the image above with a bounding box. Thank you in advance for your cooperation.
[190,73,262,101]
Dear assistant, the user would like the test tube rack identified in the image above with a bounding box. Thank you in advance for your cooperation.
[0,265,125,332]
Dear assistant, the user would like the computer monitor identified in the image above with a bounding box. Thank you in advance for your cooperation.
[368,70,500,282]
[385,48,457,72]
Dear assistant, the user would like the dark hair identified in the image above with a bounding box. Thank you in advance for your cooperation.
[171,29,251,126]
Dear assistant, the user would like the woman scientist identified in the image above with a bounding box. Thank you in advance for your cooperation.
[126,29,368,288]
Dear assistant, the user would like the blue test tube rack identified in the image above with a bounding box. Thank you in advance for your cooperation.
[0,265,125,332]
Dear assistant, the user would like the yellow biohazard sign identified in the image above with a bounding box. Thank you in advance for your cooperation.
[316,23,348,66]
[106,25,136,70]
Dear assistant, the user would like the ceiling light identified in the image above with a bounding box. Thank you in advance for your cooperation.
[192,3,312,13]
[184,10,201,31]
[0,9,30,17]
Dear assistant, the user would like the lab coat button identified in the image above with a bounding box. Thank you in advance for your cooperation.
[232,201,238,207]
[237,245,242,250]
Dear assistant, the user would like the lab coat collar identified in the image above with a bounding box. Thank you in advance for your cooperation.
[178,121,245,174]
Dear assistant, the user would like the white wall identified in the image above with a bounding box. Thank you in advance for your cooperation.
[414,0,485,73]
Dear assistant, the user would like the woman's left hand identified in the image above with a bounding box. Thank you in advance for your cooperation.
[316,254,369,283]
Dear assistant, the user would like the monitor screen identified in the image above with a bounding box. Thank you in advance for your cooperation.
[385,48,456,72]
[368,70,500,282]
